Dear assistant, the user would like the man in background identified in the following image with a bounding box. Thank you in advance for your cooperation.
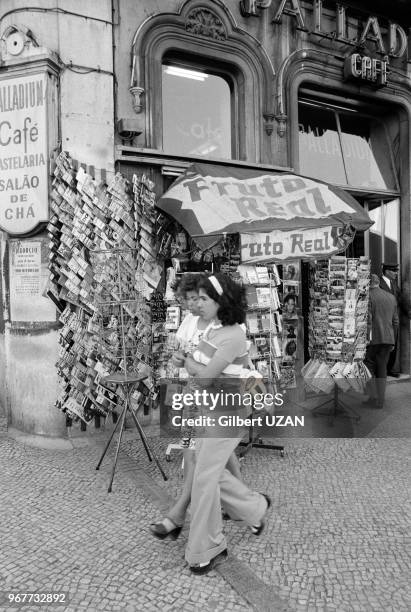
[363,274,398,409]
[379,263,410,377]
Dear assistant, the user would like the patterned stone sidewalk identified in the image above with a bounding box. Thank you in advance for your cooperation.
[1,381,411,612]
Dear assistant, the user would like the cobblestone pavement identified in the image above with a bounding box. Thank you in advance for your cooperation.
[1,382,411,612]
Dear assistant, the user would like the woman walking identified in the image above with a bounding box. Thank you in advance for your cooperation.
[183,273,271,574]
[150,273,242,540]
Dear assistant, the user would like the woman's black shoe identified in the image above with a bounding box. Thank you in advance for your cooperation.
[189,549,228,575]
[149,521,182,540]
[250,493,271,536]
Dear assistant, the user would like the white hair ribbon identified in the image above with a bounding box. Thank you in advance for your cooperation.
[208,275,223,296]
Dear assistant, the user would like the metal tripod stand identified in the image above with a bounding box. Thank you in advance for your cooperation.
[238,429,284,458]
[96,372,168,492]
[238,380,284,458]
[312,383,361,425]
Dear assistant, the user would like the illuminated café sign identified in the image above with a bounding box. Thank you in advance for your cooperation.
[240,1,408,60]
[344,53,388,86]
[0,73,49,234]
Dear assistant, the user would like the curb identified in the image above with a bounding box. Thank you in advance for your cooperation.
[7,426,139,451]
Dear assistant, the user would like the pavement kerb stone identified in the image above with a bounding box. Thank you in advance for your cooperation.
[7,427,75,450]
[6,426,138,451]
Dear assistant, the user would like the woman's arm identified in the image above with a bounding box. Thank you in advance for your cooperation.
[184,354,230,386]
[185,326,246,384]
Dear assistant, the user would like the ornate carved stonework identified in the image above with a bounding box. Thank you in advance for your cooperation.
[275,113,288,137]
[263,112,275,136]
[185,8,227,40]
[129,86,145,113]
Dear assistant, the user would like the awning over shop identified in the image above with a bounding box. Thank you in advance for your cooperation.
[156,162,373,262]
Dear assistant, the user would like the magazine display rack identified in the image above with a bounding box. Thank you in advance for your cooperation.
[92,249,168,491]
[237,264,285,457]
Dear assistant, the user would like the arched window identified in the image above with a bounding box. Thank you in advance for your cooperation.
[130,0,275,163]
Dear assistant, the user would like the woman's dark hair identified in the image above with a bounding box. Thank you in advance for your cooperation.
[171,273,205,298]
[197,273,247,326]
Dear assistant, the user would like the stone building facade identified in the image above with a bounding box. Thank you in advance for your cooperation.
[1,0,410,436]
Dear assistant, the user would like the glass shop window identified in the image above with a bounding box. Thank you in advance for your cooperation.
[339,114,397,190]
[162,63,232,159]
[383,198,399,263]
[298,100,398,191]
[368,204,383,274]
[367,198,399,274]
[298,103,346,185]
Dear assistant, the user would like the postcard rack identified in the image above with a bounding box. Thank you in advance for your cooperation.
[92,248,168,491]
[304,255,371,424]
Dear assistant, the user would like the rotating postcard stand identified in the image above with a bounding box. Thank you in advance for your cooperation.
[306,256,370,426]
[92,249,167,492]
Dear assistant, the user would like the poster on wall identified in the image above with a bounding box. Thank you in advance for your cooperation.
[0,73,50,234]
[9,240,56,322]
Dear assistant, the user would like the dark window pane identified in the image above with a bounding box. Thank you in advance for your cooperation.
[162,65,231,159]
[346,231,364,259]
[339,114,397,190]
[298,103,347,184]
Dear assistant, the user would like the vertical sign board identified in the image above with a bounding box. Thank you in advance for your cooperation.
[0,73,49,234]
[9,240,56,322]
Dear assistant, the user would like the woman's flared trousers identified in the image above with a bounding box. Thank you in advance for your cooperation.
[185,433,267,565]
